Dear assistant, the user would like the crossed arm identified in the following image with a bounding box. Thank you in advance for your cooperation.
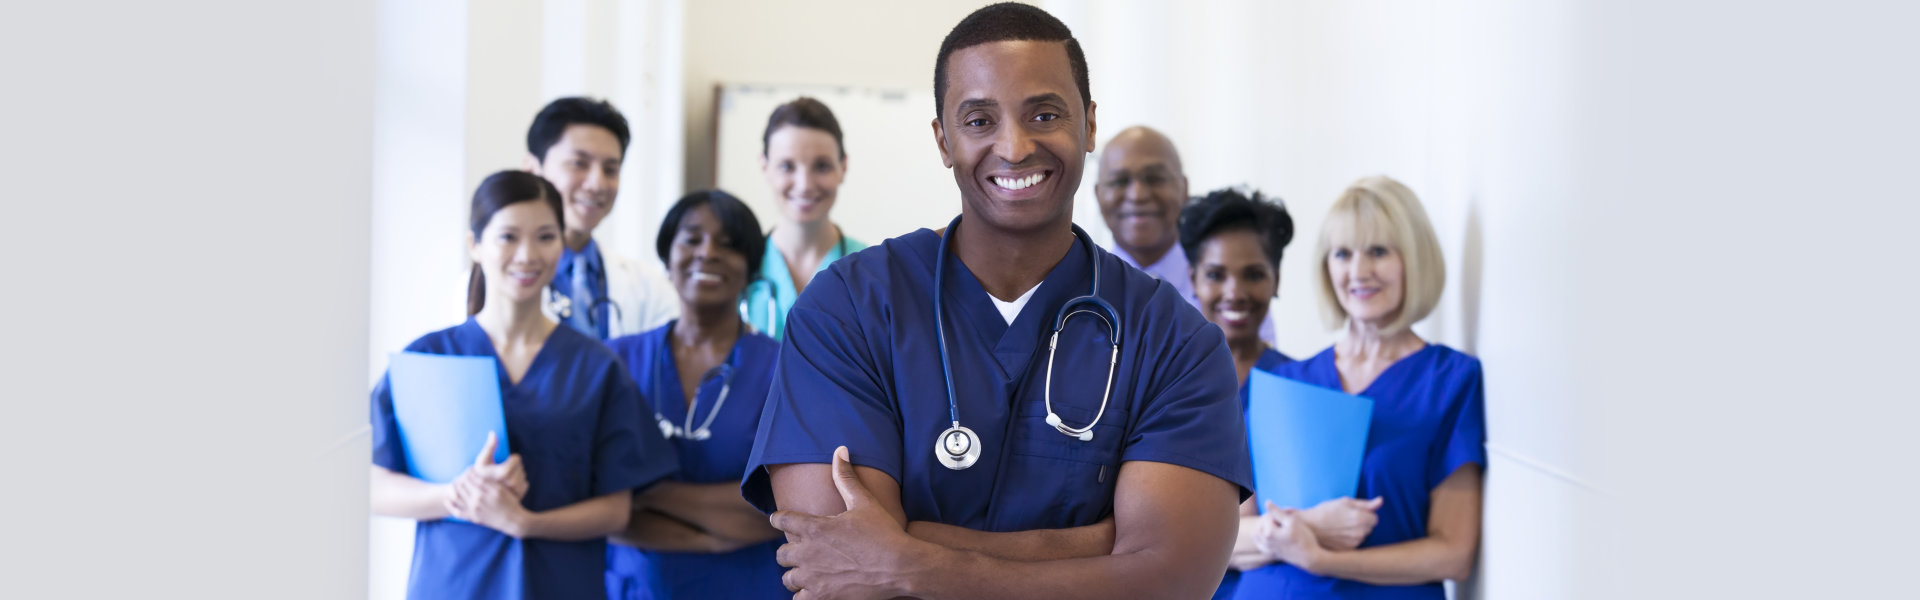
[767,447,1239,599]
[611,481,784,553]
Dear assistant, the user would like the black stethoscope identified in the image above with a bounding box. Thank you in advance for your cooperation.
[932,215,1123,471]
[652,321,744,441]
[740,230,850,338]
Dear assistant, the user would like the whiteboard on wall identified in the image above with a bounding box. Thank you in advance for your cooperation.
[714,82,961,244]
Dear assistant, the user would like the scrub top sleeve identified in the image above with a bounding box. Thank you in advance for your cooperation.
[369,371,407,472]
[1429,360,1489,487]
[742,274,902,515]
[592,367,678,497]
[1119,325,1255,500]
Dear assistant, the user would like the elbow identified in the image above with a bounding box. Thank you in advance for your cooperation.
[1438,545,1477,582]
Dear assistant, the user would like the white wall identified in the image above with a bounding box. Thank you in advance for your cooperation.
[1047,0,1603,596]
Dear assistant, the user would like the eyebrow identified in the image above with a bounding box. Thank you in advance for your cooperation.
[1024,93,1068,108]
[572,149,622,164]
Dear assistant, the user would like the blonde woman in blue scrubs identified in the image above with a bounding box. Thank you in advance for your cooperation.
[741,97,867,340]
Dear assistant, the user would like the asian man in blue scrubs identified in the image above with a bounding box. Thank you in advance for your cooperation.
[742,3,1252,598]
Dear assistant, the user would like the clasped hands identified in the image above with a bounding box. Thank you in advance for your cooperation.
[444,431,532,536]
[1241,496,1383,573]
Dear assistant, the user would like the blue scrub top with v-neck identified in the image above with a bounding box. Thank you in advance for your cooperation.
[370,318,679,600]
[1213,346,1295,600]
[742,226,1252,533]
[1231,344,1486,600]
[602,322,788,600]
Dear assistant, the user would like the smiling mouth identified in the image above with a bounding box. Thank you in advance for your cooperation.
[690,272,723,284]
[1220,309,1250,322]
[990,171,1049,191]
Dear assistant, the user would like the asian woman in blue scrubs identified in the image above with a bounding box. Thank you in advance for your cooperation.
[1235,175,1487,599]
[1174,188,1313,599]
[741,97,867,340]
[742,5,1251,599]
[368,170,678,600]
[604,190,788,599]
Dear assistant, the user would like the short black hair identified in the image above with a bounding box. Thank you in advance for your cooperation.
[655,189,768,281]
[933,2,1091,118]
[526,97,632,162]
[1178,187,1295,268]
[763,96,846,159]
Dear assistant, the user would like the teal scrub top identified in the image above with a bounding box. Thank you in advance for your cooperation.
[741,232,867,340]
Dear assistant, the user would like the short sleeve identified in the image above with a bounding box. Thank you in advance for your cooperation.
[1428,359,1488,487]
[1119,324,1255,501]
[369,371,407,472]
[592,364,678,496]
[741,270,902,514]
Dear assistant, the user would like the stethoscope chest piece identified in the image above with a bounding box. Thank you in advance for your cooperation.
[935,423,982,470]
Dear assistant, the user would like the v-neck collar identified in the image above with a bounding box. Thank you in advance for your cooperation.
[927,227,1097,381]
[1312,343,1435,396]
[652,319,746,414]
[457,317,561,390]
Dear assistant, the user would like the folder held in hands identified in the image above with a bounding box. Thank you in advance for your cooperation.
[388,351,511,483]
[1246,370,1374,513]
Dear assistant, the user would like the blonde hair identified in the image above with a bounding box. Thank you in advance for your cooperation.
[1314,175,1445,334]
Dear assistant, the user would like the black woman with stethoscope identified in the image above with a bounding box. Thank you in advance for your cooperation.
[603,190,789,600]
[739,96,868,340]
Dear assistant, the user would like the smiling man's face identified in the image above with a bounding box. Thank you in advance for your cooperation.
[1095,128,1188,261]
[933,39,1097,236]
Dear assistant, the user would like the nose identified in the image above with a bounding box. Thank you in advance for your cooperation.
[583,165,607,192]
[994,122,1036,165]
[799,169,821,197]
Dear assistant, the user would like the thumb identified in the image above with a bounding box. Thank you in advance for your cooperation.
[830,446,876,511]
[1363,496,1384,510]
[474,431,498,468]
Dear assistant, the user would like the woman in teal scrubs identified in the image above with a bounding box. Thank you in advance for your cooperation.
[741,97,867,340]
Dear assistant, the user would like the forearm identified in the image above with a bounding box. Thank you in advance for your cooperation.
[906,519,1113,562]
[513,491,631,541]
[899,540,1221,599]
[610,509,746,553]
[639,482,781,544]
[1300,536,1475,585]
[369,466,451,520]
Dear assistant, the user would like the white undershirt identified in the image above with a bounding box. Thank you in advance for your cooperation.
[989,281,1042,325]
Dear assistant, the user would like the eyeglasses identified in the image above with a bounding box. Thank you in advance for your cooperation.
[1100,169,1181,191]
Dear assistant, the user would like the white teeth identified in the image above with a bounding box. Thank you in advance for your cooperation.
[995,172,1046,190]
[691,273,722,283]
[1221,310,1249,321]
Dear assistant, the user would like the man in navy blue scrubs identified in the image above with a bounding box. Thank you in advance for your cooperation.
[742,4,1252,598]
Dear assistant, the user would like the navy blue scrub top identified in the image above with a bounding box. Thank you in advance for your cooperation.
[371,318,678,600]
[1214,346,1295,600]
[603,322,789,600]
[742,227,1253,533]
[1232,344,1487,600]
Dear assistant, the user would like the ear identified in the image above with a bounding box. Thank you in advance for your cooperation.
[1082,100,1099,154]
[931,117,954,169]
[464,230,480,263]
[838,153,850,177]
[757,153,769,173]
[522,153,542,174]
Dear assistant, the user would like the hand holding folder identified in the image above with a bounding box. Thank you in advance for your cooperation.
[387,352,512,484]
[1246,370,1374,514]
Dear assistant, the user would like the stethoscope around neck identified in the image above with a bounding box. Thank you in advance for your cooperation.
[739,229,850,338]
[652,321,744,442]
[932,215,1123,471]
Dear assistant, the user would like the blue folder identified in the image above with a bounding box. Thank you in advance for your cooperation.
[1246,370,1374,513]
[387,351,511,484]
